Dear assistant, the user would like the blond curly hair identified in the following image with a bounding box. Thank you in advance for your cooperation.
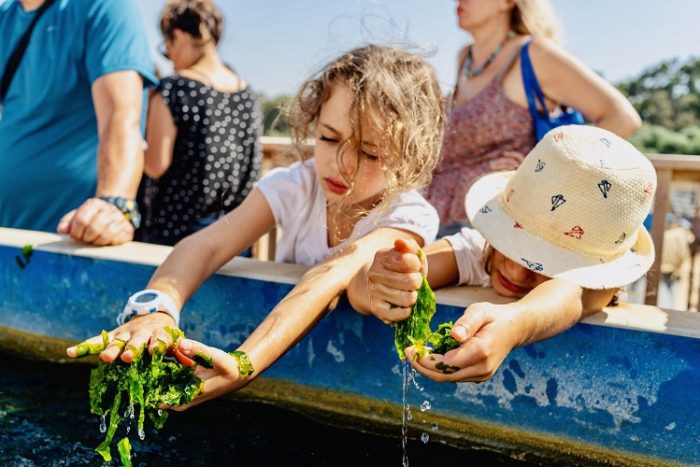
[289,45,444,202]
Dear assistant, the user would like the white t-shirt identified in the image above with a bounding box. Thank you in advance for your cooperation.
[443,227,491,287]
[255,159,439,266]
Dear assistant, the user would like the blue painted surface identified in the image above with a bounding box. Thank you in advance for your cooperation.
[1,244,699,464]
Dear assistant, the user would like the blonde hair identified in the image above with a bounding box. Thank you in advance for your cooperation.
[160,0,224,46]
[511,0,562,43]
[290,45,444,201]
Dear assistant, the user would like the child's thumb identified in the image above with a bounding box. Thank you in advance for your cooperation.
[394,237,421,255]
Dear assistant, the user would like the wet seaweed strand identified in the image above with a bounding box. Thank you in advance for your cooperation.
[87,327,253,464]
[392,251,460,360]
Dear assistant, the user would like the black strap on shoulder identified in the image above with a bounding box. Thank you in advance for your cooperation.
[0,0,58,102]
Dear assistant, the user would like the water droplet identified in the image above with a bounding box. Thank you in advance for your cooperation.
[431,423,438,431]
[129,404,135,419]
[99,415,106,434]
[420,401,431,412]
[126,425,131,434]
[421,432,430,444]
[157,409,163,417]
[406,410,413,421]
[138,427,146,440]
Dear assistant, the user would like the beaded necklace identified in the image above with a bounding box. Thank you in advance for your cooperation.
[462,31,516,78]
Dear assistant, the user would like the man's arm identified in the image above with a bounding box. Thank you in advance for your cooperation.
[57,70,145,245]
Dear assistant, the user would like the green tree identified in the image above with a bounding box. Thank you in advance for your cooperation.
[258,93,293,136]
[618,57,700,154]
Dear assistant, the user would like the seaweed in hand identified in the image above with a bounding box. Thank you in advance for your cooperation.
[89,338,203,462]
[85,327,254,464]
[391,262,461,359]
[392,274,436,360]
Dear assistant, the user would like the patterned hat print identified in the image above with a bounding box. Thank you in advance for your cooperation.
[465,125,657,289]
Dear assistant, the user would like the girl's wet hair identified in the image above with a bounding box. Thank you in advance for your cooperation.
[160,0,224,46]
[289,45,445,201]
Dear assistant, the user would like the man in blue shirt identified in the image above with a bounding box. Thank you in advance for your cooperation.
[0,0,156,245]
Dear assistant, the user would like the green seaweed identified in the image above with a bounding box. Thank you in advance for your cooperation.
[75,330,110,357]
[391,268,461,360]
[426,322,461,355]
[193,352,214,369]
[117,437,133,467]
[87,328,255,464]
[229,350,254,376]
[15,244,33,269]
[392,275,436,360]
[89,332,204,463]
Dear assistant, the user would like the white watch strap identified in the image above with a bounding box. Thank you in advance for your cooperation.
[117,289,181,327]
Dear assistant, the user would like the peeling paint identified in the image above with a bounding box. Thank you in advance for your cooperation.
[454,332,688,430]
[325,339,345,363]
[307,339,315,367]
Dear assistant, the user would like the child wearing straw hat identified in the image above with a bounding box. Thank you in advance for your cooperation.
[348,125,656,382]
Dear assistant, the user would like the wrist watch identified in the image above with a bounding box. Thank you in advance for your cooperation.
[117,289,181,327]
[98,196,141,229]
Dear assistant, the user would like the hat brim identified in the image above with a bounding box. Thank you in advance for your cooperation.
[465,172,655,289]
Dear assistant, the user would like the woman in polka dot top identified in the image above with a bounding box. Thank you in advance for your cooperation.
[137,0,262,246]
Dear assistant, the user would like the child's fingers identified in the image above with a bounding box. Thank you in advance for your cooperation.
[66,333,112,358]
[119,330,150,363]
[378,248,422,273]
[367,268,422,291]
[370,282,418,309]
[99,332,130,363]
[372,301,412,323]
[149,328,173,356]
[452,304,493,342]
[179,339,242,377]
[404,348,464,382]
[393,238,421,254]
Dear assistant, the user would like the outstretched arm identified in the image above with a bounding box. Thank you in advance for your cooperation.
[406,280,615,382]
[66,188,275,363]
[171,227,423,410]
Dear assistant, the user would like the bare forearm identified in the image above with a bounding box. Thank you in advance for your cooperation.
[511,279,615,348]
[96,112,144,197]
[241,229,410,377]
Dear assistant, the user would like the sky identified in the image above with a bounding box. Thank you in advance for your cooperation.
[134,1,700,97]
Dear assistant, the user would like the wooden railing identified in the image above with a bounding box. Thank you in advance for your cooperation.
[260,136,700,309]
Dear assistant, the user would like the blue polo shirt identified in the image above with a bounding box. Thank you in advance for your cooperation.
[0,0,156,232]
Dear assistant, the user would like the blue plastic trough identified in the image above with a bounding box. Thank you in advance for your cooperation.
[1,228,698,465]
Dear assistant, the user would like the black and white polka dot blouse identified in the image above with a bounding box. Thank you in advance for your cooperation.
[138,75,262,245]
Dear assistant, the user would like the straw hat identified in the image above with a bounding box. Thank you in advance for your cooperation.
[465,125,657,289]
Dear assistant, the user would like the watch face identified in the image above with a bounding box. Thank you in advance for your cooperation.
[135,292,158,303]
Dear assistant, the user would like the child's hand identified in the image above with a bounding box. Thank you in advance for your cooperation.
[366,238,428,323]
[65,312,177,363]
[404,302,523,382]
[166,339,249,411]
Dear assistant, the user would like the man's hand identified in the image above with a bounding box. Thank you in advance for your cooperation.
[57,197,134,246]
[405,302,523,382]
[366,238,427,324]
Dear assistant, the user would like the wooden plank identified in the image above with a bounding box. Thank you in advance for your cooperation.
[646,168,672,305]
